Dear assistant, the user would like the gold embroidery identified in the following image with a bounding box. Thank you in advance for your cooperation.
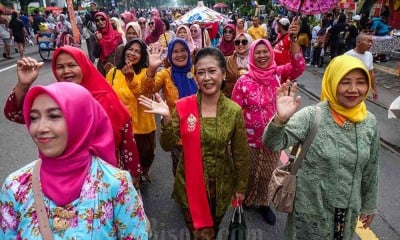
[53,207,76,232]
[187,113,197,132]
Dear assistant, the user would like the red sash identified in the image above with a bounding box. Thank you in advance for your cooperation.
[175,95,214,229]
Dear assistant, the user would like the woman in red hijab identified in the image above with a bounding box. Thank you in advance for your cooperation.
[94,12,122,76]
[218,24,236,56]
[4,47,142,187]
[145,18,164,45]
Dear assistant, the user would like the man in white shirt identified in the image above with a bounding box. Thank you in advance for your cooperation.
[344,33,378,100]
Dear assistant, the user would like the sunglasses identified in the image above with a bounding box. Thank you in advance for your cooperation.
[191,29,198,33]
[95,18,105,23]
[223,30,233,34]
[234,39,249,46]
[149,22,154,26]
[139,21,146,25]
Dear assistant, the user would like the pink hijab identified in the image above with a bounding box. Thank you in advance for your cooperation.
[23,82,116,206]
[190,24,202,48]
[176,25,195,53]
[245,39,279,88]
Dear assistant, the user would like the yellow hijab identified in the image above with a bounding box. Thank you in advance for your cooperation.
[320,55,371,122]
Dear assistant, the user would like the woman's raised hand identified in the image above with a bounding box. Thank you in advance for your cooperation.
[138,93,170,117]
[17,57,44,88]
[275,80,301,123]
[289,17,301,40]
[147,44,164,70]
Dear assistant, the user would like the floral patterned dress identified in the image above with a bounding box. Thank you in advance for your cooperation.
[0,157,148,240]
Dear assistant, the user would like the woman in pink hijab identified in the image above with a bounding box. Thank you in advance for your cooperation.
[176,25,196,54]
[231,36,305,225]
[190,24,203,49]
[0,82,148,239]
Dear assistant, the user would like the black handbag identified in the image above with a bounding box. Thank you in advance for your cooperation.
[228,205,247,240]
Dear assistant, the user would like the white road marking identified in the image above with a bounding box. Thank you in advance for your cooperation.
[0,64,17,73]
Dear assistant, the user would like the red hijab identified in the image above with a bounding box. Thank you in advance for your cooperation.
[52,46,131,146]
[94,12,122,62]
[219,24,236,56]
[23,82,116,206]
[145,17,164,44]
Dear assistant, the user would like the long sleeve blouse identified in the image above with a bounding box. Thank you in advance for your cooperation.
[232,52,305,148]
[263,102,379,239]
[106,67,156,134]
[0,157,148,240]
[159,94,249,217]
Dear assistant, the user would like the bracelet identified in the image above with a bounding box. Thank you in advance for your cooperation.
[274,113,288,126]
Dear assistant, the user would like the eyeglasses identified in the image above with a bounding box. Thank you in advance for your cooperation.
[190,29,198,33]
[149,22,154,26]
[95,18,105,23]
[139,21,146,25]
[223,30,233,34]
[234,39,249,46]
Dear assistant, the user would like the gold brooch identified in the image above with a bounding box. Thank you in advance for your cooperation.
[187,114,197,132]
[238,69,248,75]
[53,207,76,232]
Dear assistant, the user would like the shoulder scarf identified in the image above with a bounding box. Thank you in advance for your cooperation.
[175,95,214,229]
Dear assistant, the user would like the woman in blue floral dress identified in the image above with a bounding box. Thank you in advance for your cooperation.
[0,82,148,239]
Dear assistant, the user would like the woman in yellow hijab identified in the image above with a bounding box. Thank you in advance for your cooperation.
[263,55,379,240]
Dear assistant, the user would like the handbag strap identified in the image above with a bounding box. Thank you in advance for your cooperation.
[272,33,288,47]
[231,205,243,224]
[290,106,322,175]
[32,159,55,240]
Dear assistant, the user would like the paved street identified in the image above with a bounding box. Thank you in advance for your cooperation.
[0,44,399,239]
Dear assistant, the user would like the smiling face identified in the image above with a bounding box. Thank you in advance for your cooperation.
[95,15,106,29]
[126,26,138,41]
[55,52,83,84]
[177,27,188,39]
[125,42,142,66]
[253,43,271,68]
[235,36,249,55]
[336,69,369,109]
[195,55,225,97]
[171,42,188,67]
[29,94,68,158]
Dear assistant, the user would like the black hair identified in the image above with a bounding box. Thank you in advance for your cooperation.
[194,47,227,73]
[117,38,148,74]
[161,18,170,31]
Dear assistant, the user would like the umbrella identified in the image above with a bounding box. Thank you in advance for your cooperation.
[213,2,229,8]
[388,96,400,119]
[175,1,230,24]
[278,0,339,15]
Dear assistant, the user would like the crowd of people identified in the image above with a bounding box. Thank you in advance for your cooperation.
[0,4,382,240]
